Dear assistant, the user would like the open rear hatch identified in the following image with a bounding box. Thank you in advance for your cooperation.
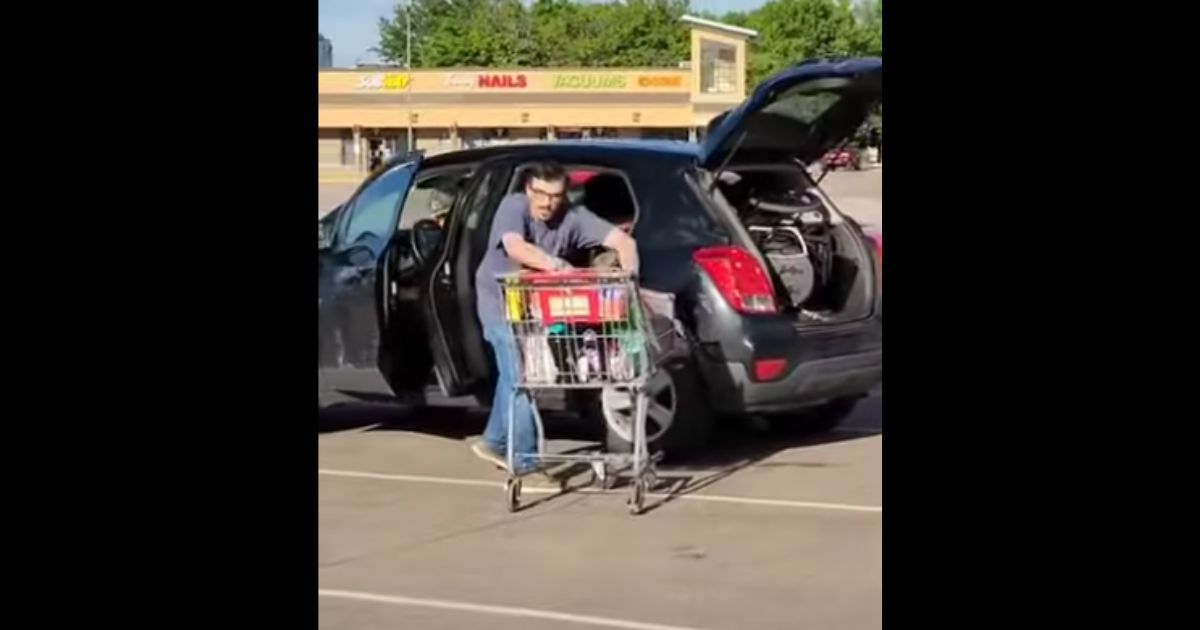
[695,58,882,325]
[699,58,882,170]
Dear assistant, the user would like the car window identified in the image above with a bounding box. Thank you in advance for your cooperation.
[336,162,417,258]
[461,168,499,233]
[637,173,730,250]
[399,168,472,230]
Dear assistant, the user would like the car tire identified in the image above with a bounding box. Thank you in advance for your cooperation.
[583,357,715,460]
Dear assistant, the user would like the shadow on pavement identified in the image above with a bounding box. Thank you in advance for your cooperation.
[320,387,881,514]
[635,395,882,514]
[319,389,602,443]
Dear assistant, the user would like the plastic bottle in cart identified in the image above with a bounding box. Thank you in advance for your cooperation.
[587,331,602,380]
[505,283,522,322]
[578,329,600,382]
[530,291,543,323]
[609,342,628,381]
[610,286,625,322]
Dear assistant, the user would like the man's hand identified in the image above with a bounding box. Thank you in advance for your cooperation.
[603,228,639,276]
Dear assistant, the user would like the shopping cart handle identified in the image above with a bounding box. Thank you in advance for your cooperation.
[513,269,635,282]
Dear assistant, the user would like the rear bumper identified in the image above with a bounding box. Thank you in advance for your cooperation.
[696,349,882,415]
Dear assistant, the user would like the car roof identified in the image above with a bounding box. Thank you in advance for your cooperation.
[417,139,701,169]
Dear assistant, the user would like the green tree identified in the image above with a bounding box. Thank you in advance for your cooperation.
[856,0,883,57]
[742,0,867,87]
[527,0,689,67]
[378,0,535,68]
[379,0,690,69]
[375,0,881,97]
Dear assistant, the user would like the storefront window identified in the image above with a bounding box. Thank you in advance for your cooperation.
[700,40,737,94]
[641,128,690,141]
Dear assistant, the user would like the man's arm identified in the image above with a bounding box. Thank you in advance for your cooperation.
[602,228,639,274]
[572,207,639,274]
[500,233,570,271]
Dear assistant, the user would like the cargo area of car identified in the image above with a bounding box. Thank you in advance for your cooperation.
[708,163,876,325]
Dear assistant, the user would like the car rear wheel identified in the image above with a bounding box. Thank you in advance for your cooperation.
[595,358,714,459]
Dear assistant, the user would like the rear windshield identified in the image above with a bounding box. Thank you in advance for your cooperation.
[760,77,852,125]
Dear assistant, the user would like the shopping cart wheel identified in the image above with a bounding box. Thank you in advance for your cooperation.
[504,477,521,513]
[643,469,659,492]
[628,479,647,515]
[590,462,614,490]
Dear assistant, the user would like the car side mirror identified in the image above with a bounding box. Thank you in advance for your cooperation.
[318,222,334,250]
[318,205,342,251]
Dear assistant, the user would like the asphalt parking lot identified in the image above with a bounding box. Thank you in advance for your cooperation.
[319,169,883,630]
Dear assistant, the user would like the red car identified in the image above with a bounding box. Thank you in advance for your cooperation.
[821,147,861,171]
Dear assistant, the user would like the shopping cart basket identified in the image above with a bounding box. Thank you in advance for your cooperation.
[496,269,669,515]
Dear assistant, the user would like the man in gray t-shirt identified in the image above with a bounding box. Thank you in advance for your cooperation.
[470,161,638,475]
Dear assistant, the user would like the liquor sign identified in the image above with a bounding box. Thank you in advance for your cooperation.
[552,74,627,89]
[356,73,411,91]
[636,75,684,88]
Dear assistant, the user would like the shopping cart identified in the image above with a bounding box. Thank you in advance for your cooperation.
[495,269,670,515]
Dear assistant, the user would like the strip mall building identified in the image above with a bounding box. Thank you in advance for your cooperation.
[318,16,755,171]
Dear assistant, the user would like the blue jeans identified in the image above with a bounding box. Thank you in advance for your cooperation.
[482,325,538,474]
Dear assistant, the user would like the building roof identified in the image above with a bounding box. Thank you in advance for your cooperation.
[680,14,758,39]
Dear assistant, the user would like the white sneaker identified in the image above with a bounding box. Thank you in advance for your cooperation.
[470,441,507,470]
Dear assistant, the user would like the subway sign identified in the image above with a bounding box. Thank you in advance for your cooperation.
[356,73,411,91]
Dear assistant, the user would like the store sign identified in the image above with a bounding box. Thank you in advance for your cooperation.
[444,73,528,89]
[478,73,528,89]
[553,74,627,89]
[637,75,683,88]
[444,74,476,89]
[356,73,410,91]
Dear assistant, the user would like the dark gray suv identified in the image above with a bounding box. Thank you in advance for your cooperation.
[318,58,883,457]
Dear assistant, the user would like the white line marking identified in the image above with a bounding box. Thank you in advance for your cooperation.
[318,468,881,513]
[319,468,497,488]
[319,588,713,630]
[667,494,881,513]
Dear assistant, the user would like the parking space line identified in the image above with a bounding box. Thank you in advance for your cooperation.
[319,468,881,513]
[319,588,713,630]
[669,494,881,513]
[319,468,497,488]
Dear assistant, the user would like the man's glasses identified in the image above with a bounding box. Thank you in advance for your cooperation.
[528,185,565,202]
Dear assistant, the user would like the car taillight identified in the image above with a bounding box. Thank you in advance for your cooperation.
[870,234,882,284]
[693,246,777,314]
[753,358,788,381]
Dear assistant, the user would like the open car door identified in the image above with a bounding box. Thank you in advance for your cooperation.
[318,157,427,396]
[419,162,511,398]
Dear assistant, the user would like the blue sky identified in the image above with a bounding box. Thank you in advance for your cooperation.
[318,0,766,67]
